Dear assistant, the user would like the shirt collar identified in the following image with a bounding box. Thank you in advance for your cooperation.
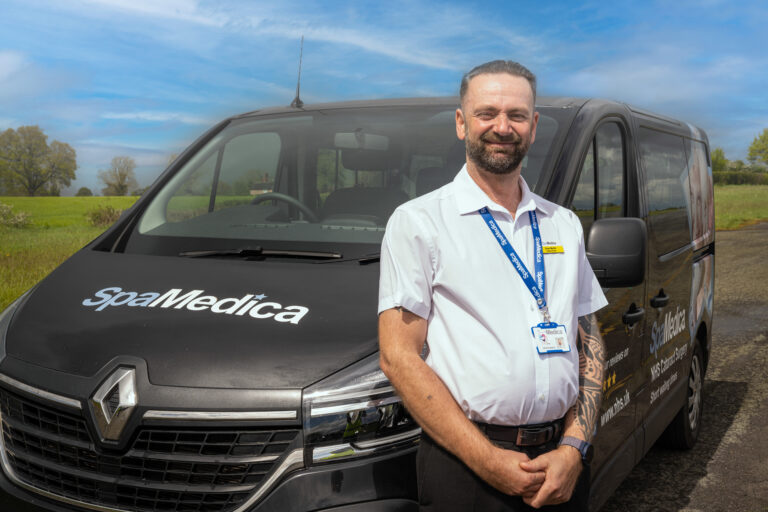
[453,164,552,218]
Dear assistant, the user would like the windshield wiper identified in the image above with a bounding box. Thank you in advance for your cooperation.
[316,252,380,265]
[179,247,343,260]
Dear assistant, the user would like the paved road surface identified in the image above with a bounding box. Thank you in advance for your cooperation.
[602,224,768,512]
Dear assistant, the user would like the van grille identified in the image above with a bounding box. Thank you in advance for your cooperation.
[0,387,299,511]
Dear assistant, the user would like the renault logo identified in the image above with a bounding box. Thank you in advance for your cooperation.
[91,367,137,441]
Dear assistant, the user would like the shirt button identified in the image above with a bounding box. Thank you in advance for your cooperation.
[539,394,546,402]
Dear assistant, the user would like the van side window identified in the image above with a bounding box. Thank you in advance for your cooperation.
[596,123,624,219]
[638,128,691,255]
[570,122,625,234]
[572,144,595,233]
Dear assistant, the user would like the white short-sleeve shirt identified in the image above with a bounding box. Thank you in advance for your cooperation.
[378,165,607,426]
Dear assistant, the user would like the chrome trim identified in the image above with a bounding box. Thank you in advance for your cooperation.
[232,449,304,512]
[0,373,81,410]
[307,385,395,404]
[143,409,298,421]
[127,450,280,464]
[352,427,422,449]
[313,442,373,462]
[311,394,401,417]
[313,429,421,463]
[658,242,692,263]
[91,367,137,441]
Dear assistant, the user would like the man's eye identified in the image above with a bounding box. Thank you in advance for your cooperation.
[477,112,495,120]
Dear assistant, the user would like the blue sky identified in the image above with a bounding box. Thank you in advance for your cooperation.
[1,0,766,194]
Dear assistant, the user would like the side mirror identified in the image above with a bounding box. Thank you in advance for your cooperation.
[586,217,646,288]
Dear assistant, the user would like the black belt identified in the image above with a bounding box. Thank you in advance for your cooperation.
[474,418,564,447]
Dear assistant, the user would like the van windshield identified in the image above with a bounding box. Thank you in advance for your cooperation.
[127,104,567,257]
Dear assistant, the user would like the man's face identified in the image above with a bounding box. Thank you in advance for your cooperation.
[456,73,539,175]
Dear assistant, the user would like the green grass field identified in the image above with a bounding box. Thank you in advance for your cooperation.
[713,185,768,230]
[0,196,138,310]
[1,186,768,311]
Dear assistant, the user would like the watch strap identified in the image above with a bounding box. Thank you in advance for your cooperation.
[558,436,592,463]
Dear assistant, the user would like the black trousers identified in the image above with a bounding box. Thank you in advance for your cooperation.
[417,432,590,512]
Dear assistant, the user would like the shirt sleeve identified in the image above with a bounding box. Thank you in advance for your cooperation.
[378,207,434,319]
[574,216,609,317]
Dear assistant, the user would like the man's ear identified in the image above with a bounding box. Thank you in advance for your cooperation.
[455,108,466,140]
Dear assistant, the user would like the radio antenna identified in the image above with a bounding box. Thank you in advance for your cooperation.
[290,36,304,108]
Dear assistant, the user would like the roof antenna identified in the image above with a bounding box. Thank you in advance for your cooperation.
[290,36,304,108]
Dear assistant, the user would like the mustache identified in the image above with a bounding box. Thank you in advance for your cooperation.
[481,133,522,144]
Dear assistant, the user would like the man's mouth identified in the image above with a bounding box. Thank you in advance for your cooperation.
[482,135,520,147]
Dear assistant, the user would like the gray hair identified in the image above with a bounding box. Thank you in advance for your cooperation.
[459,60,537,104]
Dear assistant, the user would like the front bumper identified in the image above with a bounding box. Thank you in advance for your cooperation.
[0,446,418,512]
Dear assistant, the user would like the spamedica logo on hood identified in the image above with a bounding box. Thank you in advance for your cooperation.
[82,287,309,324]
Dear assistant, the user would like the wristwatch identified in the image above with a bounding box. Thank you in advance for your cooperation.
[558,436,594,466]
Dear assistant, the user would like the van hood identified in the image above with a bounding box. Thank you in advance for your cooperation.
[5,249,380,390]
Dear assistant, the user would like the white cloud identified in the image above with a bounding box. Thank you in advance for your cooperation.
[559,51,753,107]
[102,111,212,125]
[0,50,27,82]
[77,0,226,27]
[66,0,540,72]
[76,141,175,167]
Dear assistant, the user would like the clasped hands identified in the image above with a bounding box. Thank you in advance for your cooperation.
[479,444,583,509]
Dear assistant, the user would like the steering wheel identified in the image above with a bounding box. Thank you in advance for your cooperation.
[251,192,319,222]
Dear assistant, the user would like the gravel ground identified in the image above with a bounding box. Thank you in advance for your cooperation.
[602,224,768,512]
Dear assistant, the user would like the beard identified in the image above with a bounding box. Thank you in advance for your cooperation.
[465,129,531,175]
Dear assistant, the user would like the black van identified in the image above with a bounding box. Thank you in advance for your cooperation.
[0,97,714,511]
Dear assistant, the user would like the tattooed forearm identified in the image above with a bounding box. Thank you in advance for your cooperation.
[573,313,606,441]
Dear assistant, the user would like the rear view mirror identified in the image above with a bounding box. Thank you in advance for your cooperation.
[586,217,646,288]
[334,132,389,150]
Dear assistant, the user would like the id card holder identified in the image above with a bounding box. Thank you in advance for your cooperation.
[531,322,570,354]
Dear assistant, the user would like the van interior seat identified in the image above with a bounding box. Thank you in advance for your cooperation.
[321,186,409,225]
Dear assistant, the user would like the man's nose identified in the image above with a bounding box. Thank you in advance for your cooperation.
[493,115,514,136]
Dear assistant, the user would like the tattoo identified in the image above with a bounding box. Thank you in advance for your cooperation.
[574,314,606,441]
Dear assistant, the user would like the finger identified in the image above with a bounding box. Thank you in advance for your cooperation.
[526,470,546,486]
[521,480,543,494]
[522,494,541,508]
[519,458,547,472]
[525,483,555,509]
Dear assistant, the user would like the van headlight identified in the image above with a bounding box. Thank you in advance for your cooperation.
[303,352,420,464]
[0,291,31,362]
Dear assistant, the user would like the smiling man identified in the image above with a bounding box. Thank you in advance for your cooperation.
[378,60,607,511]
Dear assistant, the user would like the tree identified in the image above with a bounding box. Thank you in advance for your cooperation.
[46,141,78,195]
[76,186,93,196]
[748,128,768,166]
[99,156,138,196]
[0,126,77,196]
[711,147,728,173]
[728,159,746,172]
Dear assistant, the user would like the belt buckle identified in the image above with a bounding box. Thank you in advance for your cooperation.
[515,425,551,446]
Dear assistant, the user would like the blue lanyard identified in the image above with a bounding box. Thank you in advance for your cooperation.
[479,207,550,322]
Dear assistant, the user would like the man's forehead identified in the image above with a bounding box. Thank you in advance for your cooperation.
[464,73,534,107]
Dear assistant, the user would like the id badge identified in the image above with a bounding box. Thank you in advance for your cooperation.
[531,322,570,354]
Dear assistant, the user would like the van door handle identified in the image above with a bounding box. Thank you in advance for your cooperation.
[622,305,645,325]
[650,290,669,308]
